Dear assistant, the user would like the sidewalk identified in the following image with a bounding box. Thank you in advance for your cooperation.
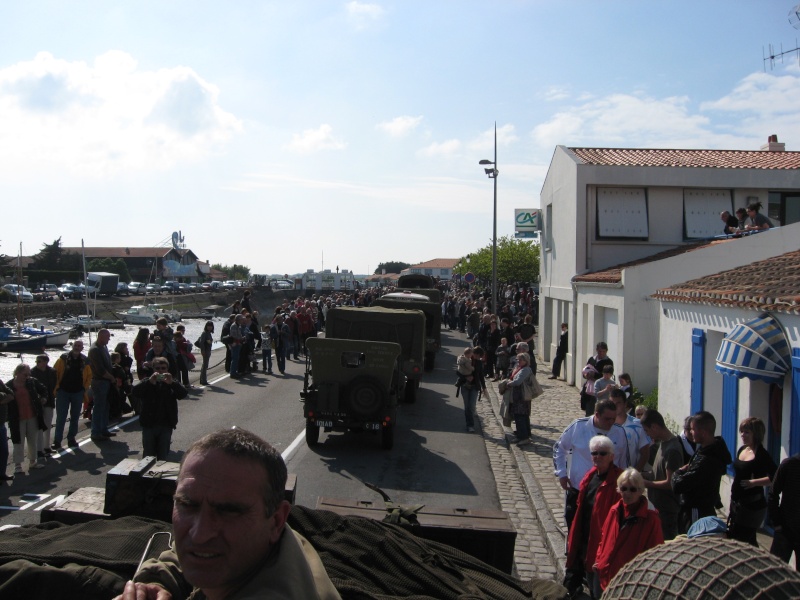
[481,369,578,580]
[480,361,776,582]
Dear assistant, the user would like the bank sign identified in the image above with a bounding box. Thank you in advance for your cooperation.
[515,209,539,238]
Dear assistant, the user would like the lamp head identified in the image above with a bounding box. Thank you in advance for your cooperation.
[479,159,494,165]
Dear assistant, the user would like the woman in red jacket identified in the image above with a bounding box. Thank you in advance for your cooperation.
[594,467,664,591]
[564,435,623,599]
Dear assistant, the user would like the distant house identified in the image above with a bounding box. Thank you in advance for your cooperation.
[59,246,203,282]
[401,258,460,281]
[653,247,800,467]
[538,142,800,390]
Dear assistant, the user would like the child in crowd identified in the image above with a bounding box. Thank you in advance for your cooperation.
[619,372,633,401]
[594,364,616,404]
[261,323,273,374]
[580,364,599,416]
[495,337,511,381]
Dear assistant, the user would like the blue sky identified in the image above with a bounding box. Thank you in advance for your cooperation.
[1,1,798,276]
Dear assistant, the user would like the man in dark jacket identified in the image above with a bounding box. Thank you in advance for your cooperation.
[671,411,732,534]
[131,357,187,460]
[30,354,57,456]
[549,323,568,380]
[768,452,800,569]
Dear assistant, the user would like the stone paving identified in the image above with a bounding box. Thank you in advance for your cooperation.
[477,366,579,583]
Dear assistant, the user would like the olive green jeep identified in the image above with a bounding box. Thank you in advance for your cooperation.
[324,306,426,402]
[302,337,403,450]
[373,293,441,372]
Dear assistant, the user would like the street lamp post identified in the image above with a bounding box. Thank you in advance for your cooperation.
[479,123,499,313]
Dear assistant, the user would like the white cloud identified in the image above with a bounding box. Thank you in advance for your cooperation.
[531,68,800,153]
[417,139,461,158]
[542,86,570,102]
[286,124,346,153]
[376,115,423,137]
[0,51,241,177]
[467,124,518,152]
[345,1,385,30]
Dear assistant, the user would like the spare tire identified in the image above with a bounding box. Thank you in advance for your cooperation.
[346,376,388,419]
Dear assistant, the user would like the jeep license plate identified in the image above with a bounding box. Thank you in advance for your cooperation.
[316,420,333,428]
[365,423,381,430]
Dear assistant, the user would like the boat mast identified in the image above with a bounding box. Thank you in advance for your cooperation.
[81,240,93,346]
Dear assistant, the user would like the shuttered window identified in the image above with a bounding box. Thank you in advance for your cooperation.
[684,189,732,238]
[596,188,648,239]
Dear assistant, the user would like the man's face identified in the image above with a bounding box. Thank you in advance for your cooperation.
[594,409,616,431]
[72,342,84,355]
[97,330,110,346]
[690,423,707,445]
[173,449,287,600]
[596,346,607,357]
[152,339,164,354]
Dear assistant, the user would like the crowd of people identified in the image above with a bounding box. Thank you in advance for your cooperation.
[720,200,774,234]
[553,339,797,598]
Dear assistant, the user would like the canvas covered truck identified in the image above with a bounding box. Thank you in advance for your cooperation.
[324,305,426,402]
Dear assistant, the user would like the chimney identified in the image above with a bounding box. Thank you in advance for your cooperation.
[760,134,786,152]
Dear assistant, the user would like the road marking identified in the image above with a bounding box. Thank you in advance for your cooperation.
[282,430,306,462]
[34,494,67,511]
[0,493,50,511]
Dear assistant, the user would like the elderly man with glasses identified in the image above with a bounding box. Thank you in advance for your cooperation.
[130,357,187,460]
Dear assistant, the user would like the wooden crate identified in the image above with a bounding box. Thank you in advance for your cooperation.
[316,497,517,574]
[40,487,111,525]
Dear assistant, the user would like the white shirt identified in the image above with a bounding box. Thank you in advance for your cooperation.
[553,416,630,489]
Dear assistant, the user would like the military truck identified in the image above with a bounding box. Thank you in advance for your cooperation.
[374,291,441,372]
[302,337,403,449]
[325,306,426,403]
[397,273,436,288]
[397,287,442,304]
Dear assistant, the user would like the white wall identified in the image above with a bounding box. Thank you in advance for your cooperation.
[658,302,798,461]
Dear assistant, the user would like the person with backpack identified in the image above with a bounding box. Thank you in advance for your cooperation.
[52,340,92,449]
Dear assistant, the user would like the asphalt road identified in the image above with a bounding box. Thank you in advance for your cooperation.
[0,328,499,527]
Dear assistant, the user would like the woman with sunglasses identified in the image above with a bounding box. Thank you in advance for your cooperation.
[594,468,664,593]
[564,435,623,599]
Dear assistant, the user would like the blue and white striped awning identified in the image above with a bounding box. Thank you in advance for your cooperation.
[715,314,791,384]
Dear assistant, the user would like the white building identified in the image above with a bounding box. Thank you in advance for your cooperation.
[538,143,800,391]
[653,248,800,463]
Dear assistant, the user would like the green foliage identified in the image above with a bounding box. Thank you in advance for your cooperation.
[27,239,83,283]
[211,263,251,280]
[629,386,658,411]
[454,236,540,284]
[374,261,411,275]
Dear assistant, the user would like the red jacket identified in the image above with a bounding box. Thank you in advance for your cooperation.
[595,497,664,589]
[566,464,623,572]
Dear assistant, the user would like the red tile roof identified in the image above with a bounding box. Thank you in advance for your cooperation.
[568,148,800,170]
[572,238,737,284]
[61,247,175,258]
[409,258,460,269]
[652,249,800,315]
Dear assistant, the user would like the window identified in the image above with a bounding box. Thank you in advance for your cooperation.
[544,204,552,250]
[440,269,449,276]
[596,188,648,239]
[683,189,732,238]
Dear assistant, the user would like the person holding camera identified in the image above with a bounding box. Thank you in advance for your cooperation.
[131,357,187,460]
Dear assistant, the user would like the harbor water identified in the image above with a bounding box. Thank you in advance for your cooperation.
[0,317,229,382]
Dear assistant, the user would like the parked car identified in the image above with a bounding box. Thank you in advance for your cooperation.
[201,282,213,291]
[58,283,83,299]
[222,280,237,290]
[178,283,190,294]
[32,283,60,301]
[188,283,199,292]
[2,284,34,303]
[116,282,130,296]
[128,282,146,294]
[161,281,181,294]
[145,283,161,295]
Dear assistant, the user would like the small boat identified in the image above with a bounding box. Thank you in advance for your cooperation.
[61,315,125,330]
[121,304,181,325]
[0,324,73,350]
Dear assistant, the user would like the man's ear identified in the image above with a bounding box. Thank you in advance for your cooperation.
[267,501,292,545]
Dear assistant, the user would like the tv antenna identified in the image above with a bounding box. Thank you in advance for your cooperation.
[763,3,800,71]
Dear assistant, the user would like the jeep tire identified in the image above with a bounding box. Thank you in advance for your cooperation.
[346,376,388,419]
[305,421,320,446]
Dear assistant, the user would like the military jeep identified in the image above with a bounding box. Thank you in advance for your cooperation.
[325,306,426,403]
[302,337,403,450]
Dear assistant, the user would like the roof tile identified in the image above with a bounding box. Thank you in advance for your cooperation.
[568,147,800,170]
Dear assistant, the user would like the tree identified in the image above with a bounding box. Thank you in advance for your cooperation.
[374,261,411,275]
[211,263,251,280]
[454,236,539,285]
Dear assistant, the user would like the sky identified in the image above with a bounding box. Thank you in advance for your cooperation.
[1,1,799,276]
